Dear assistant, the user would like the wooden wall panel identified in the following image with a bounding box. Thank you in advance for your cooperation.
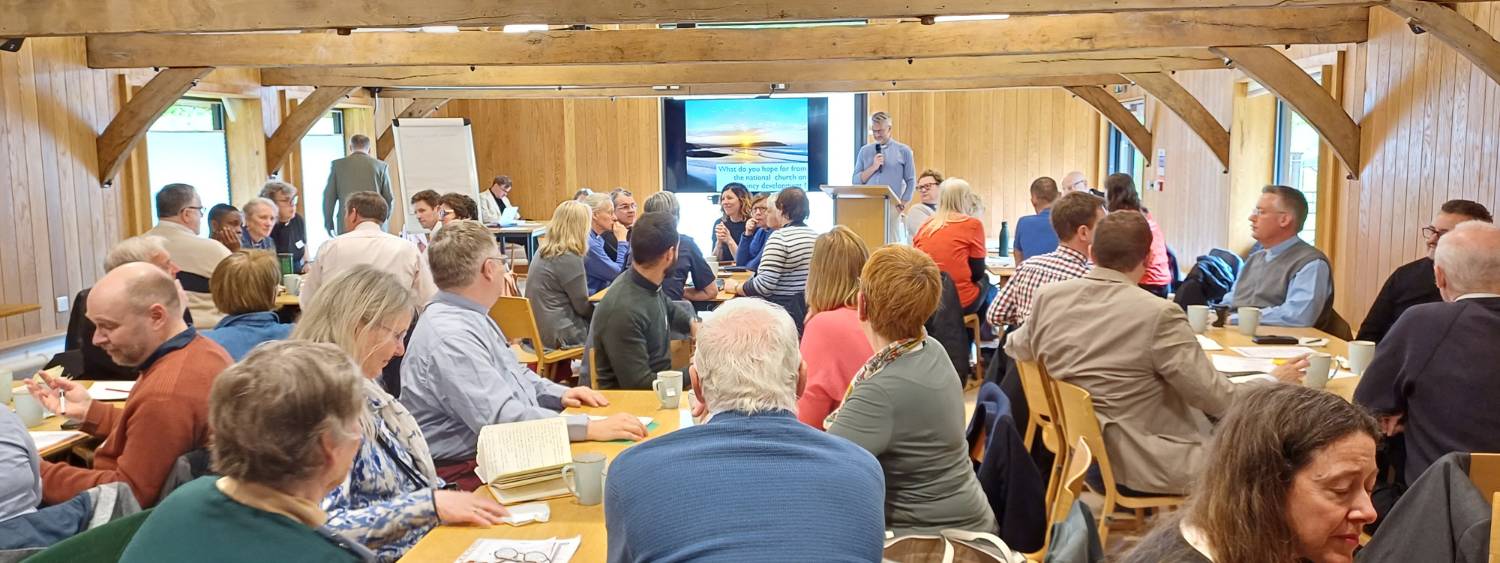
[1137,69,1237,262]
[868,88,1102,238]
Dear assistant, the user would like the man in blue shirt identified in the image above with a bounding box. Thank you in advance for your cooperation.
[1013,176,1062,264]
[1229,185,1333,327]
[852,111,918,207]
[605,298,885,562]
[584,193,629,293]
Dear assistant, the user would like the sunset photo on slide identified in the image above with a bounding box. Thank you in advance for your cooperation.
[684,98,810,189]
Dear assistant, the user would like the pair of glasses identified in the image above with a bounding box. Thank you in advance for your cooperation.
[917,183,939,190]
[492,547,556,563]
[1421,226,1449,240]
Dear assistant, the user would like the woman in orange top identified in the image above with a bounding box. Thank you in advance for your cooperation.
[797,226,874,429]
[913,178,992,314]
[1104,173,1172,297]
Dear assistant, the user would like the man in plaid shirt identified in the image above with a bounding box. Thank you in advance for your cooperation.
[988,191,1107,328]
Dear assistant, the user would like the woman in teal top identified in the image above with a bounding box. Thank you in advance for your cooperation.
[120,341,375,563]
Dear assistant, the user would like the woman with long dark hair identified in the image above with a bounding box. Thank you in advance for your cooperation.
[1104,173,1172,297]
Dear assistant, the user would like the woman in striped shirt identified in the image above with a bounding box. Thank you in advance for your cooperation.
[726,187,818,329]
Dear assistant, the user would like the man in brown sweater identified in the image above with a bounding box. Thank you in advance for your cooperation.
[25,262,232,507]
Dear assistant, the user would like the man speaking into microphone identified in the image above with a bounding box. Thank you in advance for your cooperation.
[852,111,917,209]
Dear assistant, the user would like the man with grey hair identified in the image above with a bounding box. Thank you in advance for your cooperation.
[144,183,231,327]
[853,111,918,207]
[62,235,190,381]
[262,180,308,273]
[1060,170,1105,198]
[604,298,885,562]
[1356,220,1500,487]
[402,220,646,490]
[302,191,434,307]
[322,134,393,235]
[1229,185,1333,327]
[239,197,277,252]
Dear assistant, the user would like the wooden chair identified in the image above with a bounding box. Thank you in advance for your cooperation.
[487,296,583,381]
[587,347,598,390]
[1051,380,1185,547]
[1469,452,1500,501]
[962,314,983,380]
[1032,437,1094,561]
[1490,492,1498,563]
[1015,361,1061,453]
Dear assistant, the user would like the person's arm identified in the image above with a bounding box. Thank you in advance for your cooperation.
[323,478,438,557]
[1257,260,1331,327]
[0,412,39,516]
[563,257,596,319]
[682,244,718,301]
[825,383,895,456]
[411,249,438,307]
[988,270,1021,328]
[735,228,763,267]
[1003,319,1036,362]
[740,233,787,296]
[901,145,917,204]
[40,396,197,506]
[323,166,338,234]
[599,312,658,391]
[376,165,393,208]
[1353,316,1427,421]
[429,335,589,441]
[853,146,872,184]
[1150,306,1235,419]
[585,235,625,287]
[1355,269,1404,342]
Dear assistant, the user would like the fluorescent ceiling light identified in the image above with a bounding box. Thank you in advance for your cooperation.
[421,25,460,33]
[503,24,549,33]
[932,14,1010,22]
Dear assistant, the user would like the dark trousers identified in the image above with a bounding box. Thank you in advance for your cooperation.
[435,459,484,492]
[1139,283,1170,298]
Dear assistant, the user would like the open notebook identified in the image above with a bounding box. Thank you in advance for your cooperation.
[475,418,573,504]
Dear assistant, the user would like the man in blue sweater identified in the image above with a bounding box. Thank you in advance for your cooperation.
[604,299,886,562]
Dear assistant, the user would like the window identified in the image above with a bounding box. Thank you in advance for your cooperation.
[147,99,231,234]
[298,110,346,259]
[1274,97,1322,245]
[1106,101,1147,182]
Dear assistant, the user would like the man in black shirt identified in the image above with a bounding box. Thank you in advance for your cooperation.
[262,180,308,273]
[1357,200,1491,342]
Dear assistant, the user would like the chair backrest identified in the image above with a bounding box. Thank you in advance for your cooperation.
[1490,493,1499,563]
[1470,452,1500,502]
[1052,381,1121,491]
[1017,360,1060,451]
[488,296,541,348]
[24,509,153,563]
[586,347,598,390]
[1051,438,1093,529]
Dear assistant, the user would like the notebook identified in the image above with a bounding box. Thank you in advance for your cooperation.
[476,417,573,504]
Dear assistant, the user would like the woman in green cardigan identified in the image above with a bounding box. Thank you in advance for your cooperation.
[120,340,375,563]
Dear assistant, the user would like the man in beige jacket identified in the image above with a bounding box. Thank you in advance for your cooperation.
[143,183,230,328]
[322,134,392,235]
[1005,211,1305,494]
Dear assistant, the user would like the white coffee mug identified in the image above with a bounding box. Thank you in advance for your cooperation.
[1237,307,1262,336]
[560,452,607,506]
[14,391,45,428]
[652,371,683,410]
[283,274,302,297]
[1305,353,1333,390]
[1347,341,1376,375]
[1186,305,1210,334]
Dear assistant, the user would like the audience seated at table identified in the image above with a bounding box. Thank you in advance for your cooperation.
[1124,384,1379,563]
[524,201,596,350]
[476,175,513,226]
[203,250,292,360]
[584,192,630,293]
[1354,220,1500,489]
[1357,199,1492,343]
[262,180,308,274]
[726,187,817,329]
[207,203,244,252]
[119,341,378,563]
[986,191,1103,330]
[710,182,751,263]
[1228,185,1333,328]
[797,226,873,429]
[1006,211,1305,495]
[144,183,231,328]
[403,221,645,491]
[606,299,886,562]
[1012,176,1061,263]
[1103,173,1172,298]
[437,192,478,225]
[903,169,943,241]
[735,193,773,269]
[591,213,698,389]
[825,245,997,535]
[64,235,190,380]
[27,263,232,507]
[643,191,716,303]
[239,197,278,252]
[291,264,501,561]
[303,191,436,308]
[913,178,993,315]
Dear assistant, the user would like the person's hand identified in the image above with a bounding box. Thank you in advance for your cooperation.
[212,226,241,252]
[585,413,648,442]
[25,372,91,420]
[744,216,759,233]
[434,490,509,526]
[722,279,740,295]
[715,223,730,243]
[1269,355,1310,384]
[562,386,609,408]
[1378,414,1405,436]
[871,153,886,170]
[611,221,628,240]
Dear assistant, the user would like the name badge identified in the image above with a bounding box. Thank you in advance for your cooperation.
[295,240,305,249]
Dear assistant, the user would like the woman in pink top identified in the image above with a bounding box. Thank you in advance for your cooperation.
[797,226,874,429]
[1105,173,1172,297]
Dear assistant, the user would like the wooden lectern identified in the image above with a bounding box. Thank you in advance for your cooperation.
[821,185,903,247]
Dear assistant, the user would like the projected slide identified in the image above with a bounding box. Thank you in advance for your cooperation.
[684,98,809,192]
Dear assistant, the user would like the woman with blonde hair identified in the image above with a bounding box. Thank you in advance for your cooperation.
[292,265,507,562]
[525,200,596,349]
[913,178,993,314]
[204,250,292,360]
[796,226,875,429]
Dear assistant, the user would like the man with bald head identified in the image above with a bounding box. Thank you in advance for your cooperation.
[1060,171,1104,198]
[1355,220,1500,487]
[25,263,232,507]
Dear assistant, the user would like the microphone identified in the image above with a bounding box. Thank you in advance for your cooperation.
[874,143,883,173]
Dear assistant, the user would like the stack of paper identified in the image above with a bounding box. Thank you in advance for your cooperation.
[456,536,580,563]
[476,418,573,504]
[30,431,83,451]
[1210,354,1278,375]
[88,381,135,401]
[1229,346,1318,359]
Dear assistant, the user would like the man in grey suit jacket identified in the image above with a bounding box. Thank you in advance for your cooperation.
[322,134,392,235]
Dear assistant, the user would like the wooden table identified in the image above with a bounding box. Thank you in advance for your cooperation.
[588,271,749,303]
[18,381,124,458]
[490,223,548,261]
[0,304,40,319]
[275,293,300,308]
[400,391,685,562]
[1200,326,1358,401]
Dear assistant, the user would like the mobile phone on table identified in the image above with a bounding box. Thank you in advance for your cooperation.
[1252,335,1299,345]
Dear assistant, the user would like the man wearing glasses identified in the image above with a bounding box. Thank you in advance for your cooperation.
[1227,185,1332,328]
[144,183,231,327]
[903,170,944,241]
[1357,200,1492,343]
[853,112,918,209]
[261,180,308,273]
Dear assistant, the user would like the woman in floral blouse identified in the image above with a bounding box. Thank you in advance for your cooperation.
[291,264,509,561]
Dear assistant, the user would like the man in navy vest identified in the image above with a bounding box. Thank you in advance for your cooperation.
[1229,185,1333,327]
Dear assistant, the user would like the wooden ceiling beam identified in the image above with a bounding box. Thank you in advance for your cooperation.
[266,86,356,176]
[262,49,1227,87]
[4,0,1399,37]
[1385,0,1500,87]
[1125,72,1232,171]
[375,98,451,160]
[1214,46,1361,176]
[1067,85,1155,166]
[372,75,1133,99]
[97,67,213,186]
[85,6,1367,69]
